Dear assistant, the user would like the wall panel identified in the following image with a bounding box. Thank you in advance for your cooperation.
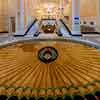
[0,0,8,33]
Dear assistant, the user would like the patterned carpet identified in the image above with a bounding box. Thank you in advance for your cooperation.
[0,40,100,99]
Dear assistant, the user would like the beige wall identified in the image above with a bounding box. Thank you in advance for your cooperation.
[80,0,97,17]
[0,0,8,32]
[8,0,17,17]
[0,0,8,16]
[67,0,97,17]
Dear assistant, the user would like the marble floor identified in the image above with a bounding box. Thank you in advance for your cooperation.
[82,34,100,44]
[0,33,100,48]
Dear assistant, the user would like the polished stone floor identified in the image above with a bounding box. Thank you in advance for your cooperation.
[83,34,100,43]
[0,33,100,46]
[0,33,100,98]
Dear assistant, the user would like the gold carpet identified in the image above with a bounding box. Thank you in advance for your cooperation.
[0,40,100,97]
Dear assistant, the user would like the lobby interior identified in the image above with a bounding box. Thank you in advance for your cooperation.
[0,0,100,100]
[0,0,100,42]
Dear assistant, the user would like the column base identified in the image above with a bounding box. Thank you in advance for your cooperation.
[71,31,82,36]
[14,31,25,36]
[72,24,81,36]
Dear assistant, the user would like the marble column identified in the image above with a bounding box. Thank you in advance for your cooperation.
[72,0,81,35]
[25,0,29,26]
[32,0,35,19]
[28,0,32,23]
[8,17,12,33]
[96,0,100,33]
[59,0,64,17]
[15,0,19,33]
[20,0,24,33]
[29,0,34,21]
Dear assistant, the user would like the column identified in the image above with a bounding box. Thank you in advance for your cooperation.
[20,0,24,33]
[15,0,19,33]
[96,0,100,33]
[29,0,33,21]
[32,0,35,19]
[28,0,32,23]
[8,17,12,33]
[72,0,81,35]
[24,0,28,29]
[59,0,64,17]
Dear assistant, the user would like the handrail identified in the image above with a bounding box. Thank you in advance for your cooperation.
[59,19,72,35]
[24,19,37,36]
